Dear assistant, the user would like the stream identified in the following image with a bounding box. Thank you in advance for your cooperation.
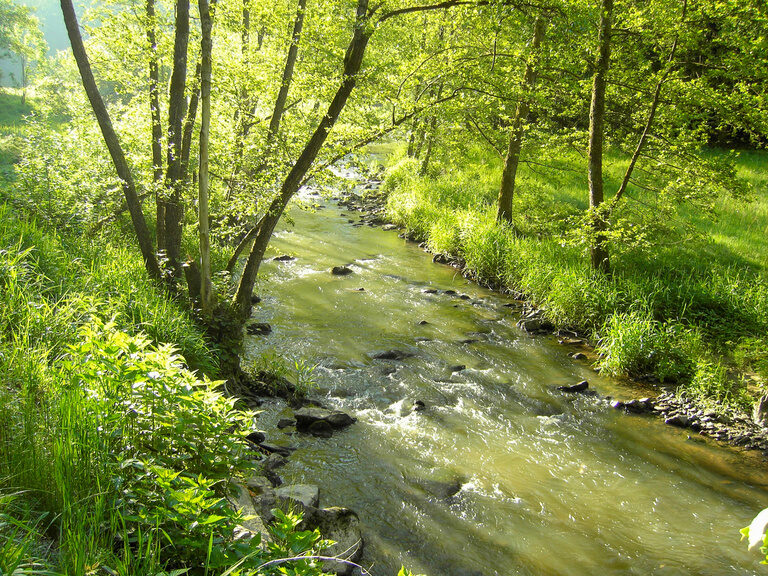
[243,186,768,576]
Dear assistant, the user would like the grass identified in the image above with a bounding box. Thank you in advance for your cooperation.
[382,144,768,409]
[0,90,33,180]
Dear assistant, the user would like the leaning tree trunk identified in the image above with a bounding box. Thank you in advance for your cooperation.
[587,0,613,274]
[60,0,160,280]
[233,0,371,318]
[496,17,546,224]
[162,0,190,280]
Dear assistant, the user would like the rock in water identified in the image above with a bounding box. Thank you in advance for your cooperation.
[371,349,415,360]
[754,394,768,427]
[557,380,589,393]
[309,420,334,438]
[246,431,266,444]
[246,322,272,336]
[275,484,320,509]
[331,266,353,276]
[313,507,364,576]
[294,407,356,434]
[273,254,295,262]
[258,443,294,457]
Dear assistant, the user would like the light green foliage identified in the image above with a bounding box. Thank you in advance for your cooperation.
[254,350,318,399]
[0,0,47,89]
[384,146,768,406]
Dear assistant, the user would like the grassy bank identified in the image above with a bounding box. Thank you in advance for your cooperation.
[0,205,361,574]
[381,146,768,409]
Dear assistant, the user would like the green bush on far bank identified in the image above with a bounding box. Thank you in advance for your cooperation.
[382,147,768,409]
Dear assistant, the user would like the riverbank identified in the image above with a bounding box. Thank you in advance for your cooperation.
[0,203,368,575]
[335,162,768,455]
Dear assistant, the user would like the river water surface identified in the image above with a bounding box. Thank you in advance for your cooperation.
[243,188,768,576]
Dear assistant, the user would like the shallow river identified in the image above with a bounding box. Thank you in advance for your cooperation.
[243,188,768,576]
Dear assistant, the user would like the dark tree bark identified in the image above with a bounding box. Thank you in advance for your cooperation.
[496,17,545,224]
[146,0,165,245]
[233,0,371,317]
[162,0,191,279]
[587,0,613,274]
[60,0,160,280]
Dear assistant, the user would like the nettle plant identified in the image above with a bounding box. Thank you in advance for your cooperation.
[61,321,259,568]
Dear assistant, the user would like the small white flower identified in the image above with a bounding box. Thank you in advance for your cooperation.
[747,508,768,550]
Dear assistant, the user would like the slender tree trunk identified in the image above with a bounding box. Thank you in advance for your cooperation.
[233,0,371,318]
[587,0,613,274]
[406,122,417,157]
[610,0,685,211]
[225,217,263,273]
[198,0,213,313]
[20,54,27,105]
[266,0,307,147]
[419,114,438,176]
[226,5,253,201]
[60,0,160,280]
[496,17,545,224]
[418,83,443,177]
[147,0,165,247]
[163,0,190,280]
[180,60,202,184]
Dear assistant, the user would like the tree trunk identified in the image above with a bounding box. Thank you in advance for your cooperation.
[147,0,165,246]
[233,0,371,318]
[60,0,160,280]
[266,0,307,147]
[180,60,202,185]
[226,5,254,201]
[496,17,545,224]
[198,0,213,314]
[419,114,438,177]
[587,0,613,274]
[163,0,190,280]
[225,218,263,273]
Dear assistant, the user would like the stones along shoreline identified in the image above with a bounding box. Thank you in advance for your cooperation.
[334,178,768,456]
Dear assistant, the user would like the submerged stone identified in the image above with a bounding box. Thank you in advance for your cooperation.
[246,322,272,336]
[558,380,589,393]
[371,349,415,360]
[331,265,353,275]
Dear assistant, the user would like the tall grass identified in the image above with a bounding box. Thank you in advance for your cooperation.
[383,146,768,408]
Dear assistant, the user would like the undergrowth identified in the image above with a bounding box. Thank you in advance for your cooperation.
[382,146,768,409]
[0,208,342,575]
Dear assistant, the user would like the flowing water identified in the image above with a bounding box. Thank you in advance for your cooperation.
[243,187,768,576]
